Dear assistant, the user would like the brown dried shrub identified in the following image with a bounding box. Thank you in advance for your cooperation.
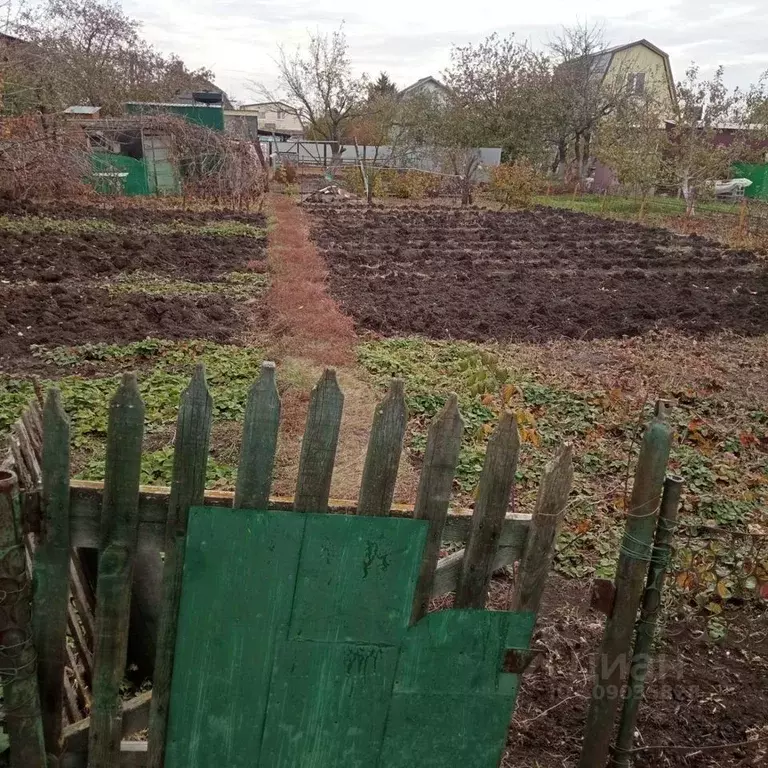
[0,114,92,201]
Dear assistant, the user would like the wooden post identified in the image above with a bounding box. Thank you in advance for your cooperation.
[455,413,519,608]
[293,369,344,513]
[737,198,748,244]
[88,374,145,768]
[147,367,212,768]
[578,405,672,768]
[358,380,407,517]
[410,395,463,623]
[600,190,608,213]
[234,362,281,510]
[638,193,647,223]
[512,444,574,615]
[0,469,47,768]
[613,476,683,767]
[572,183,580,202]
[33,389,71,755]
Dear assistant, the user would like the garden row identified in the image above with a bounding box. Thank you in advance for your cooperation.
[309,205,768,341]
[0,200,268,369]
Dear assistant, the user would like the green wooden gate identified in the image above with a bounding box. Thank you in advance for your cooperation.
[165,508,535,768]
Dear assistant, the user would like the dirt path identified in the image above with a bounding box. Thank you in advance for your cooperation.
[263,193,419,503]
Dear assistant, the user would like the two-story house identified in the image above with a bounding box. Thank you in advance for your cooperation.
[587,38,676,118]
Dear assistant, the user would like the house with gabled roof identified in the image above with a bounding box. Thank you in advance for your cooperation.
[585,39,677,116]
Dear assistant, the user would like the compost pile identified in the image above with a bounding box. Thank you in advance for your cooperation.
[308,205,768,342]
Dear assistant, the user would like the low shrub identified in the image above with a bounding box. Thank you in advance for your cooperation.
[341,167,384,198]
[489,162,543,209]
[384,169,438,199]
[273,163,298,184]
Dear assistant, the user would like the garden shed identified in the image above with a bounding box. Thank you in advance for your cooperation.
[733,162,768,200]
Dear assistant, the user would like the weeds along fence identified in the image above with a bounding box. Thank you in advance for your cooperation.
[0,363,688,767]
[669,523,768,634]
[542,184,768,249]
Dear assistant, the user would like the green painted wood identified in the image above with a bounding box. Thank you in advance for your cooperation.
[234,361,281,510]
[380,694,517,768]
[164,508,534,768]
[259,642,399,767]
[287,513,427,645]
[512,443,574,614]
[379,610,536,768]
[0,470,47,768]
[579,405,672,768]
[431,516,529,597]
[88,374,145,768]
[392,609,535,693]
[410,394,463,623]
[294,369,344,513]
[164,508,307,768]
[455,412,520,608]
[148,365,212,768]
[32,388,71,756]
[614,476,683,766]
[358,379,407,516]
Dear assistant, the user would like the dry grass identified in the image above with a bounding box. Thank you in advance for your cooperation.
[261,195,418,502]
[497,330,768,411]
[265,193,357,367]
[268,357,419,503]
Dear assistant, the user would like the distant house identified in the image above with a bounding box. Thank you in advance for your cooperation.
[399,76,450,102]
[581,39,676,117]
[240,101,303,136]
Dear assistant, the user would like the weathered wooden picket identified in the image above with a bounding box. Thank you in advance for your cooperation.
[0,362,575,767]
[1,362,682,768]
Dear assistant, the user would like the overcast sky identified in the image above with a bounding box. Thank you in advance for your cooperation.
[122,0,768,103]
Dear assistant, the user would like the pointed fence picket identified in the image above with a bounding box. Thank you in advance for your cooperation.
[147,366,213,768]
[88,375,145,768]
[2,361,580,767]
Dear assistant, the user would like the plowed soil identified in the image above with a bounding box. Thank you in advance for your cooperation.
[0,198,267,226]
[0,284,241,360]
[498,575,768,768]
[0,201,267,369]
[309,205,768,341]
[0,231,265,282]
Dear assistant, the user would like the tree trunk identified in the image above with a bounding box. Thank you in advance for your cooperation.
[581,131,592,180]
[682,174,696,216]
[574,134,582,179]
[552,140,567,178]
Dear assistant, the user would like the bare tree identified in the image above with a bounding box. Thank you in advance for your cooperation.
[594,94,665,199]
[403,90,487,205]
[547,22,633,179]
[442,32,552,164]
[255,25,368,159]
[5,0,212,114]
[664,65,767,213]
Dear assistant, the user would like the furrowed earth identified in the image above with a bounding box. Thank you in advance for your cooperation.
[308,204,768,341]
[0,201,267,370]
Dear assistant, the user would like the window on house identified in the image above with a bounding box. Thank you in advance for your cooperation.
[627,72,646,95]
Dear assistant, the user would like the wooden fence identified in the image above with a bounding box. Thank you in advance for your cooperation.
[0,362,576,767]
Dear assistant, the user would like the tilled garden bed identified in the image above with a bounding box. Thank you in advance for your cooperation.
[309,205,768,341]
